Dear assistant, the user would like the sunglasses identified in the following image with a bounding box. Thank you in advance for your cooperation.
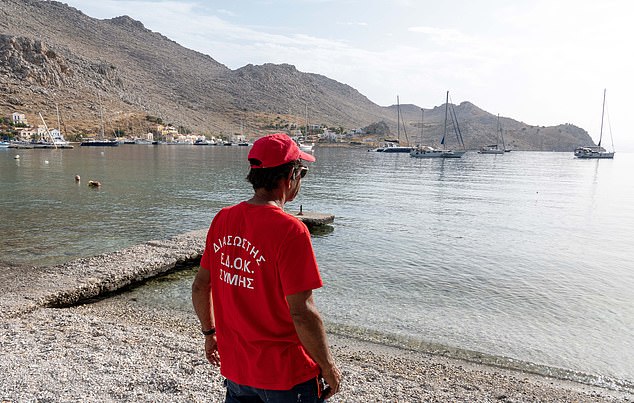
[294,166,309,179]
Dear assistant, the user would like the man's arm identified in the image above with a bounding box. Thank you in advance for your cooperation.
[191,268,220,366]
[287,290,341,399]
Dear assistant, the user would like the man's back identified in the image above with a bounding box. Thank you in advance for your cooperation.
[201,201,322,390]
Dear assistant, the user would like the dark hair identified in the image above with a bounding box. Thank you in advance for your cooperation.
[246,160,302,191]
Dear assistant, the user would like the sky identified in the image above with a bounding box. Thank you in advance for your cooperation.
[62,0,634,151]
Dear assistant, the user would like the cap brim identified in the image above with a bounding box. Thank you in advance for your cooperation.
[298,150,316,162]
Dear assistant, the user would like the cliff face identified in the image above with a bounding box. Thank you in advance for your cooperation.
[0,0,593,150]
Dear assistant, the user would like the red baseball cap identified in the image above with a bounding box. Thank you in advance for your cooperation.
[248,133,316,168]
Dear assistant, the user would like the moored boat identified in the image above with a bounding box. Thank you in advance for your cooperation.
[574,89,615,159]
[80,139,119,147]
[574,146,614,159]
[411,91,466,159]
[478,114,505,155]
[478,145,504,154]
[373,96,413,153]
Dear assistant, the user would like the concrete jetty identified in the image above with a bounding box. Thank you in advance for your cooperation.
[0,215,332,319]
[0,229,206,319]
[289,210,335,227]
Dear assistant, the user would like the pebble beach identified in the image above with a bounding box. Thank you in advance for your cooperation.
[1,231,632,402]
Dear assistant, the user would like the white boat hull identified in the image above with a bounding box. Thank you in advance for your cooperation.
[299,143,314,152]
[410,149,465,158]
[576,152,614,159]
[574,147,614,159]
[478,149,504,154]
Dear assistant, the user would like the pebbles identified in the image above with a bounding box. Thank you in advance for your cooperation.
[0,231,632,402]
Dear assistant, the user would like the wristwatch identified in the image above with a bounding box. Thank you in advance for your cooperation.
[202,327,216,336]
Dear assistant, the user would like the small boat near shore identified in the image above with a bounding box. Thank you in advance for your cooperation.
[194,138,214,146]
[22,111,74,149]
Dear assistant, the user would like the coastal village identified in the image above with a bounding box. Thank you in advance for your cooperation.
[0,111,370,148]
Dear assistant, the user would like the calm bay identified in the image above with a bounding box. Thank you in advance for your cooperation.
[1,145,633,390]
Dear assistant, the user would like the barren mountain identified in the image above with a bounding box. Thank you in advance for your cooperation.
[0,0,593,150]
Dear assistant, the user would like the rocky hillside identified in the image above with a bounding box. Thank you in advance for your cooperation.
[0,0,593,150]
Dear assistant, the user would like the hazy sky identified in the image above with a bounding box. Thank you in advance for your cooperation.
[63,0,633,151]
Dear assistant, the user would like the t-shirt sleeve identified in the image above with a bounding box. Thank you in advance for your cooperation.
[278,223,323,296]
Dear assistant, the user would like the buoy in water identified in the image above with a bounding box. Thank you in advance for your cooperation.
[44,160,49,164]
[88,180,101,188]
[75,175,81,182]
[14,155,20,159]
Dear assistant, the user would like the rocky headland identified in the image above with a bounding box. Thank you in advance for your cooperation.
[1,0,593,150]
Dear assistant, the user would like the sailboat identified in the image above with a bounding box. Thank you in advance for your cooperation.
[373,96,413,152]
[478,114,505,154]
[296,103,314,152]
[81,95,119,147]
[410,91,466,158]
[574,89,615,159]
[31,109,73,149]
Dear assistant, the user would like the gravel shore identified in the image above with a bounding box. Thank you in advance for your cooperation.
[1,231,632,402]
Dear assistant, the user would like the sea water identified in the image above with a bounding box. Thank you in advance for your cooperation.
[1,145,633,390]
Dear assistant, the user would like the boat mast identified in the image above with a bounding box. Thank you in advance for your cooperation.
[39,112,57,149]
[56,103,61,135]
[498,114,506,151]
[420,108,424,146]
[397,95,400,144]
[304,102,309,140]
[98,94,105,140]
[598,88,606,147]
[441,91,449,146]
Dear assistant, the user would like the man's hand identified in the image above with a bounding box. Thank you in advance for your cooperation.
[287,290,341,398]
[321,364,342,399]
[204,334,220,366]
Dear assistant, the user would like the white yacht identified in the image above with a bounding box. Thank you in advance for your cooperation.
[574,89,615,159]
[411,91,466,159]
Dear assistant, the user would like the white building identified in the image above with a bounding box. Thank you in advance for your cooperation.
[17,127,36,142]
[12,112,28,125]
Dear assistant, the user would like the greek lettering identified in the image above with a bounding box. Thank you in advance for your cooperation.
[211,235,266,280]
[233,257,243,271]
[220,270,254,290]
[249,245,259,259]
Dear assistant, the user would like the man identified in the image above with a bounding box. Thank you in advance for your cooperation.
[192,133,341,402]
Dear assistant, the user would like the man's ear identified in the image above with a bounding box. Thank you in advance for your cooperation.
[288,168,296,182]
[283,170,294,189]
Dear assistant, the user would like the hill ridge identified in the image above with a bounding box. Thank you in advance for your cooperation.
[0,0,593,150]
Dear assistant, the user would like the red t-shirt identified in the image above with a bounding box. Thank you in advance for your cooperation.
[200,201,323,390]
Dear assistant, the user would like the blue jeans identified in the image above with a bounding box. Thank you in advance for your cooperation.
[224,377,326,403]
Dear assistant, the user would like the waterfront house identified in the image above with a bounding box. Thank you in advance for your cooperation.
[12,112,28,126]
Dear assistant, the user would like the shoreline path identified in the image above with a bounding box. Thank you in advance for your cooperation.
[1,230,632,402]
